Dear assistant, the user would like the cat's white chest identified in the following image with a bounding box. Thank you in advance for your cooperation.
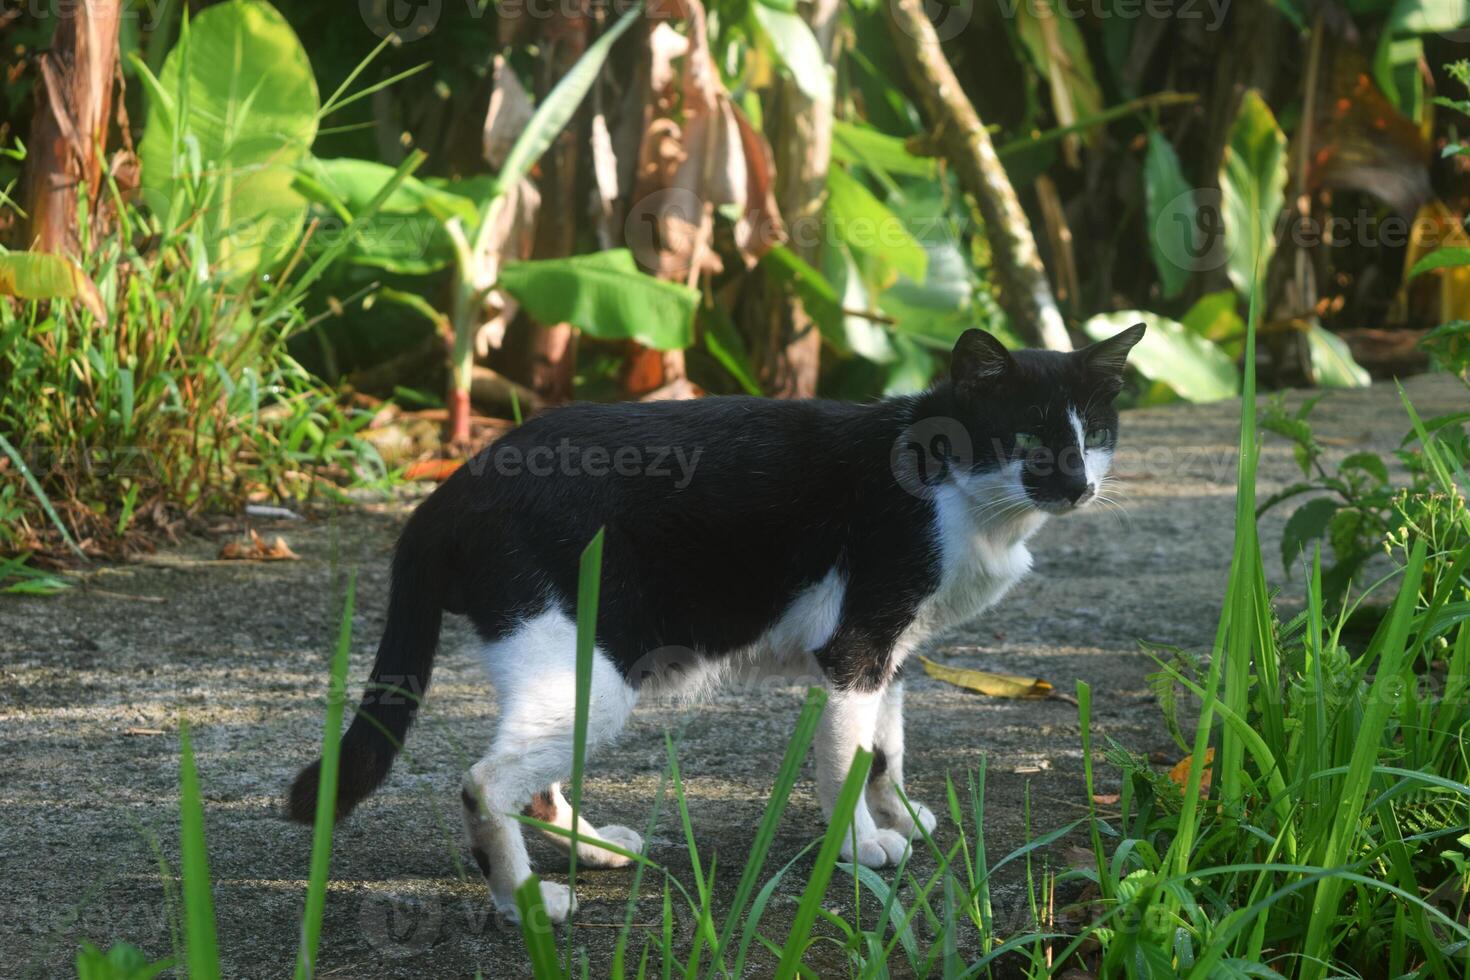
[898,487,1045,655]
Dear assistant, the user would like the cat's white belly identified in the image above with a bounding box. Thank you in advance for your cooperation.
[638,569,842,699]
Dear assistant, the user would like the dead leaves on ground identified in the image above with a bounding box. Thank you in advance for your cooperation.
[218,529,299,562]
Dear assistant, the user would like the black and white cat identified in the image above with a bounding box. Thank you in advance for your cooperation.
[287,324,1145,923]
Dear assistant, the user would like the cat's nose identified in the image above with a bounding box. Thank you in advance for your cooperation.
[1069,483,1095,505]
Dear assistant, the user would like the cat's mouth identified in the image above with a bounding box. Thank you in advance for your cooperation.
[1031,484,1095,515]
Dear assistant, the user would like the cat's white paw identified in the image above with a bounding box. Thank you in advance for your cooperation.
[580,824,643,868]
[536,880,576,923]
[494,880,578,926]
[841,828,910,868]
[887,801,937,838]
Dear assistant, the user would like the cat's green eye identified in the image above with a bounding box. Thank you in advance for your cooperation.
[1085,427,1110,448]
[1014,432,1043,452]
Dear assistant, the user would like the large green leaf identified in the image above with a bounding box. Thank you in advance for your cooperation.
[1083,310,1240,403]
[496,250,698,351]
[1181,290,1245,344]
[300,158,479,224]
[1219,90,1287,298]
[1012,0,1104,144]
[824,244,896,363]
[1408,246,1470,279]
[1374,0,1470,115]
[1144,131,1195,299]
[752,3,833,105]
[876,186,974,350]
[882,334,936,395]
[137,0,319,280]
[831,121,938,179]
[702,304,762,395]
[294,157,482,275]
[826,166,928,289]
[1305,324,1372,388]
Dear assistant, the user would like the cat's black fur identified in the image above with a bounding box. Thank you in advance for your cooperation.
[287,325,1144,823]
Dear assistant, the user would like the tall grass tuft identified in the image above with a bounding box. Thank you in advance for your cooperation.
[1074,270,1470,975]
[0,152,426,562]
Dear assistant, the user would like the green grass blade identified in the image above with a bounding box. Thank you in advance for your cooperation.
[178,721,220,980]
[1076,681,1112,904]
[732,841,821,977]
[516,876,565,978]
[709,686,828,973]
[775,748,875,980]
[661,733,723,974]
[565,527,605,972]
[612,765,673,980]
[1169,240,1263,890]
[293,573,356,979]
[1399,384,1470,516]
[1300,538,1428,978]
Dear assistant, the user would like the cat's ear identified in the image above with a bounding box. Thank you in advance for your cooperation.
[951,329,1013,387]
[1081,322,1146,379]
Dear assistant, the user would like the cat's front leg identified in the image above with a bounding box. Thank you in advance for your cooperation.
[815,686,910,868]
[866,680,937,838]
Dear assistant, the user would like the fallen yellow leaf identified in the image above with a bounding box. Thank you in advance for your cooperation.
[918,655,1053,699]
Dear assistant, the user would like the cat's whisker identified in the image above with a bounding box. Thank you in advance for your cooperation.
[1091,495,1132,529]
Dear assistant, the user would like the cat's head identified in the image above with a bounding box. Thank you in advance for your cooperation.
[938,324,1146,516]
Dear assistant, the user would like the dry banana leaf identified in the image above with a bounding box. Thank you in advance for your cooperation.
[917,655,1053,699]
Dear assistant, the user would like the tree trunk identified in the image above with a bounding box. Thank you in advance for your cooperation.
[525,0,591,404]
[19,0,123,255]
[757,0,838,398]
[885,0,1072,351]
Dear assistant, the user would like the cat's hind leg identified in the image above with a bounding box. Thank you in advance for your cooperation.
[460,610,638,924]
[865,680,937,838]
[524,783,643,868]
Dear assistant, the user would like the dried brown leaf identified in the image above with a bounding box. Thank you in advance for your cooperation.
[217,529,300,562]
[1169,747,1214,794]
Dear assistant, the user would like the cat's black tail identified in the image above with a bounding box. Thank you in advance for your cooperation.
[286,504,447,824]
